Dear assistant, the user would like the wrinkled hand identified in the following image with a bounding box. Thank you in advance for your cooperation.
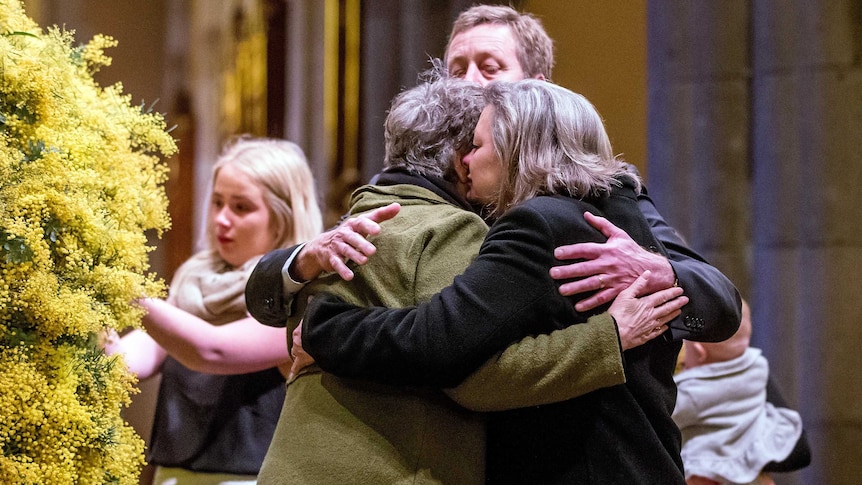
[550,212,676,312]
[610,271,688,350]
[294,203,401,281]
[287,320,316,381]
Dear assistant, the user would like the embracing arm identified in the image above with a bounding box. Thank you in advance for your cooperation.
[446,271,687,411]
[137,298,291,375]
[246,203,400,327]
[552,199,741,342]
[245,244,303,327]
[636,191,741,341]
[303,203,574,388]
[445,313,624,411]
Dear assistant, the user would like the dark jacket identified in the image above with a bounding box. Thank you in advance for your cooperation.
[246,187,741,343]
[637,186,741,342]
[303,182,686,484]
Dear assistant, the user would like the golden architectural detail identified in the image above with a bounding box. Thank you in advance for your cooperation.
[222,2,268,137]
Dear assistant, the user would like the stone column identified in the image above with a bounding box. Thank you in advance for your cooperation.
[650,1,862,483]
[646,0,752,293]
[359,0,475,183]
[751,2,862,483]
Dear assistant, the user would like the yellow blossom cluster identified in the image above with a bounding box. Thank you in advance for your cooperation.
[0,1,176,483]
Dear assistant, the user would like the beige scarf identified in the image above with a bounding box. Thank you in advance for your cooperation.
[167,250,262,326]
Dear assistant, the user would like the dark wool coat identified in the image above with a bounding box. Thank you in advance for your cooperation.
[304,181,692,484]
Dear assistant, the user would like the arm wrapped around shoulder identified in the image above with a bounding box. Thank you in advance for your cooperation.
[302,293,509,388]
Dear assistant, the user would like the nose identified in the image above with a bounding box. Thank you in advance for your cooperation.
[464,64,488,86]
[214,206,231,228]
[461,150,473,166]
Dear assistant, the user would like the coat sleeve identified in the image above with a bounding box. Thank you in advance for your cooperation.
[637,188,742,342]
[245,244,304,327]
[302,204,582,387]
[444,312,625,411]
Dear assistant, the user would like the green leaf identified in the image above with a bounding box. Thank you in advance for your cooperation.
[6,31,39,39]
[1,231,34,263]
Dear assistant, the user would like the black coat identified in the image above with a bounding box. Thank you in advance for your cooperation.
[303,183,686,484]
[245,187,741,344]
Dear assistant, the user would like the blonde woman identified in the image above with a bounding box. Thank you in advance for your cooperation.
[110,137,322,484]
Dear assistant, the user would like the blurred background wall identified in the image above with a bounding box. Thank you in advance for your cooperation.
[22,1,861,484]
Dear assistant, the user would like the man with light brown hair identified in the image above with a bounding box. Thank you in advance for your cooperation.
[445,4,553,84]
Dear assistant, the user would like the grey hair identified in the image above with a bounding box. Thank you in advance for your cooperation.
[483,79,640,218]
[384,70,485,180]
[446,4,554,80]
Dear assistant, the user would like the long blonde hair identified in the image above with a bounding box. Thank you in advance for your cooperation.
[207,137,323,251]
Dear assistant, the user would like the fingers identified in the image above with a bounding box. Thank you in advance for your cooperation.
[310,205,400,282]
[328,254,355,281]
[552,242,604,265]
[661,294,688,312]
[557,276,599,296]
[646,286,686,309]
[583,211,626,238]
[658,309,682,325]
[655,284,684,299]
[574,288,618,312]
[335,229,377,262]
[617,270,652,298]
[341,203,399,240]
[364,202,401,225]
[343,217,384,243]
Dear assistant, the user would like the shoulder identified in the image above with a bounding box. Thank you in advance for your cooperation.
[497,196,597,237]
[354,184,486,230]
[517,194,593,213]
[352,183,457,210]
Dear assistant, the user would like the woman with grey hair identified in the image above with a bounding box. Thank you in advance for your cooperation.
[303,79,688,484]
[255,74,683,484]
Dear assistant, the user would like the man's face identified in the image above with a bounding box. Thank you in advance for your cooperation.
[446,24,526,86]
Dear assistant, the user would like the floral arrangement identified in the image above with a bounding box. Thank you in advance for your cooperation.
[0,1,176,483]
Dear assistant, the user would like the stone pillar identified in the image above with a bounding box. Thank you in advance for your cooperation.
[359,0,475,183]
[650,1,862,483]
[751,2,862,483]
[646,0,752,293]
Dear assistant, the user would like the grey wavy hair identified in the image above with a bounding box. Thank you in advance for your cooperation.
[384,70,485,180]
[446,4,554,80]
[483,79,640,218]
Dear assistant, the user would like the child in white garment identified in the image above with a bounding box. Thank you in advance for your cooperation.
[673,300,806,485]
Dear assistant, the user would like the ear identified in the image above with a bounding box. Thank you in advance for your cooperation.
[533,73,546,81]
[687,342,708,365]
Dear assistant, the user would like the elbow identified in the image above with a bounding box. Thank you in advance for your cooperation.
[711,292,744,342]
[175,345,227,373]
